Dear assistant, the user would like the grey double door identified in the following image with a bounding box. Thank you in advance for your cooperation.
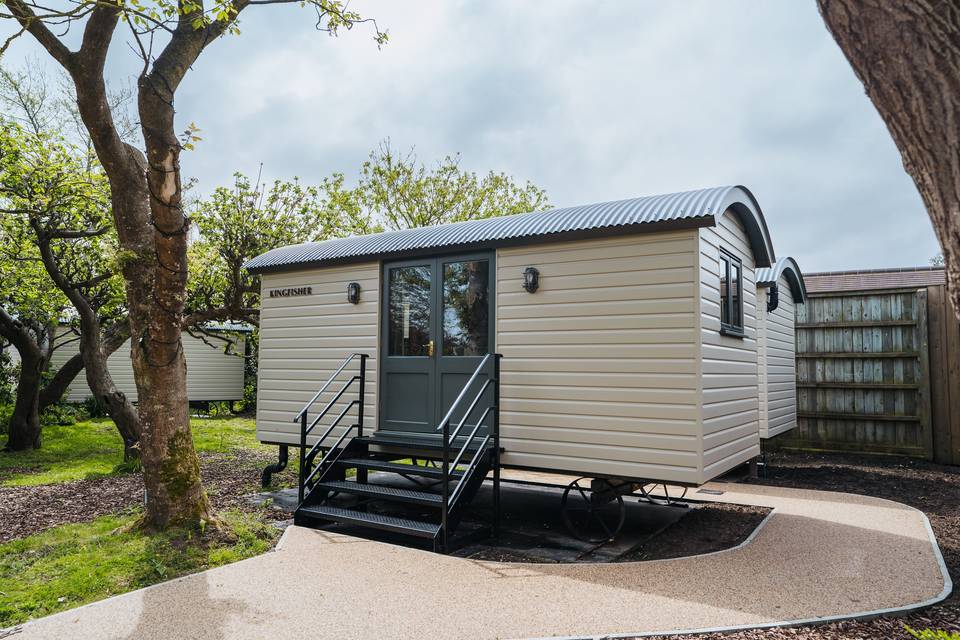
[379,253,495,435]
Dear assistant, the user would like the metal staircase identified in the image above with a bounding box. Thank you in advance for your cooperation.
[293,353,502,552]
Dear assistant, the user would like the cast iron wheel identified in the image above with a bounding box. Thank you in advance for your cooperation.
[560,477,626,543]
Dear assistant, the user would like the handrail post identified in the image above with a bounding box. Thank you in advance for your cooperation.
[441,417,450,553]
[492,353,502,542]
[357,354,367,439]
[298,410,307,505]
[357,354,368,484]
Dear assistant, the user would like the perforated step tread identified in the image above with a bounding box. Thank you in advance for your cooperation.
[297,505,439,538]
[357,435,484,453]
[337,458,463,479]
[316,479,444,506]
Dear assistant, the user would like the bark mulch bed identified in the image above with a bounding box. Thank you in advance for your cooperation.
[640,451,960,640]
[619,503,770,562]
[0,449,292,543]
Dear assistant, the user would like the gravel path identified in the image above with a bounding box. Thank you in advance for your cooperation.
[641,452,960,639]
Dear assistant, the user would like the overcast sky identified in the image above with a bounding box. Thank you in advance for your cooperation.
[3,1,943,272]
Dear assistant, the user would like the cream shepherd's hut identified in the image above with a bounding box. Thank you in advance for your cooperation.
[756,258,807,440]
[246,185,787,550]
[49,326,248,405]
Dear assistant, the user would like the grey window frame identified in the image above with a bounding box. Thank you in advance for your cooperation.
[719,248,745,338]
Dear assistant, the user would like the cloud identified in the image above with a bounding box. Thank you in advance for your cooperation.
[1,0,942,270]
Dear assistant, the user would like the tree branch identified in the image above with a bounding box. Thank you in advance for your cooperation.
[3,0,76,70]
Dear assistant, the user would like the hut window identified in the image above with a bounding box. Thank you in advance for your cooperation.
[719,249,744,336]
[443,259,490,356]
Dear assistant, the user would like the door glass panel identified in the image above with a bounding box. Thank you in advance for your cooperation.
[443,260,490,356]
[388,265,431,356]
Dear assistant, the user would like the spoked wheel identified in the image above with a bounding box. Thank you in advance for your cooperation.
[638,483,688,506]
[561,477,626,543]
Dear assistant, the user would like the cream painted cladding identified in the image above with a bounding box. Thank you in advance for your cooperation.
[50,331,246,403]
[697,213,762,480]
[757,272,798,439]
[256,263,379,446]
[495,231,704,485]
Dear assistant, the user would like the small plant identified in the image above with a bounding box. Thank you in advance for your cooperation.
[905,626,960,640]
[82,396,108,419]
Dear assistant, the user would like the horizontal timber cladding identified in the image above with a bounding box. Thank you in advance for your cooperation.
[495,231,704,485]
[256,263,379,446]
[757,271,798,439]
[778,288,933,458]
[50,330,245,403]
[698,212,761,482]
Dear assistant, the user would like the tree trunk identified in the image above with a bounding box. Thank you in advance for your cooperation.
[38,352,84,412]
[5,346,44,451]
[818,0,960,320]
[80,328,141,460]
[132,59,212,527]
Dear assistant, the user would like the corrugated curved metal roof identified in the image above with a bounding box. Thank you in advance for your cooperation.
[757,256,807,303]
[245,185,775,273]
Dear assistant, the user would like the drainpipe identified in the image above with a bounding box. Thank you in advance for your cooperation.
[261,444,289,487]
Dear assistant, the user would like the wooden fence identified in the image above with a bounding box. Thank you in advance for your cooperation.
[774,284,960,465]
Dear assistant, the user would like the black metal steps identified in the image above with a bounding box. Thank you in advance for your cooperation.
[357,434,483,453]
[315,479,444,507]
[297,505,440,539]
[337,457,464,479]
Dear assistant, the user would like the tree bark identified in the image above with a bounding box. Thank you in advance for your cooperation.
[5,341,45,450]
[0,317,52,451]
[38,352,84,412]
[818,0,960,319]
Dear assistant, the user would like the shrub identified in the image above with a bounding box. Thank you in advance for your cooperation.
[39,402,89,427]
[82,395,108,419]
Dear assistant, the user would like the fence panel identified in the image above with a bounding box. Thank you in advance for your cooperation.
[780,288,933,458]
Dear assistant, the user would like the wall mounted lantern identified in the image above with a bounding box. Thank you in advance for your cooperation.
[523,267,540,293]
[766,282,780,313]
[347,282,362,304]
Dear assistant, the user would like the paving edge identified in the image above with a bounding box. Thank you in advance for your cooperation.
[524,508,953,640]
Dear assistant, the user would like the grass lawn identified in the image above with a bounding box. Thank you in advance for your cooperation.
[0,509,280,627]
[0,416,262,486]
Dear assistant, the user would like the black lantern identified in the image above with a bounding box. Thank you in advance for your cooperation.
[766,282,779,313]
[347,282,361,304]
[523,267,540,293]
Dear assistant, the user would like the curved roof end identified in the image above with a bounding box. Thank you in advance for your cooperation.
[757,256,807,304]
[716,185,776,269]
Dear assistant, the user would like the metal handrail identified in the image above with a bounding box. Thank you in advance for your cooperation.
[298,353,368,505]
[449,435,491,506]
[447,379,493,443]
[437,353,501,551]
[303,422,358,489]
[436,353,493,435]
[303,399,360,466]
[450,406,493,471]
[294,353,363,421]
[306,376,360,435]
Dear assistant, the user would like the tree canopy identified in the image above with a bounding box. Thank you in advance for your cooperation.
[322,142,549,232]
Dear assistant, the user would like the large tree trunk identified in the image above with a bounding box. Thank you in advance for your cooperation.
[132,42,212,527]
[818,0,960,320]
[5,345,45,451]
[39,10,212,528]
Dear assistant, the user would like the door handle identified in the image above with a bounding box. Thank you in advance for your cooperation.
[427,340,435,358]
